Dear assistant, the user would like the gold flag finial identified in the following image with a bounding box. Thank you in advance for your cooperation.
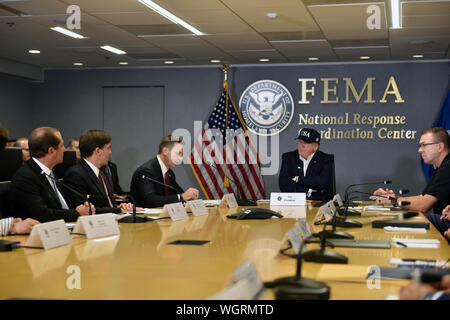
[222,64,229,83]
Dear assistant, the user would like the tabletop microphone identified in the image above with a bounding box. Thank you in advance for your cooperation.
[41,171,93,215]
[350,189,410,199]
[344,180,392,205]
[141,174,182,194]
[118,193,147,223]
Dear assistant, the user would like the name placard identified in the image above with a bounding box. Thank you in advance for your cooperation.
[296,218,312,240]
[334,194,344,207]
[161,202,189,221]
[227,259,264,299]
[270,192,306,206]
[328,201,338,216]
[73,214,120,239]
[313,201,333,224]
[220,193,238,208]
[186,199,208,216]
[279,225,303,255]
[287,226,302,254]
[26,219,72,250]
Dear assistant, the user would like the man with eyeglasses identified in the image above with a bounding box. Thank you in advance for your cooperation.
[373,127,450,236]
[63,130,136,214]
[14,137,30,163]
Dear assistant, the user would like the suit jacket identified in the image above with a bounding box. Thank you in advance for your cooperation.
[63,159,121,214]
[101,161,125,195]
[10,159,80,222]
[278,150,333,200]
[130,157,183,208]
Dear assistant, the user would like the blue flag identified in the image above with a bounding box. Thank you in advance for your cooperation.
[422,90,450,180]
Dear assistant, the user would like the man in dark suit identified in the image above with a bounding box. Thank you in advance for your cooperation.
[130,135,199,208]
[10,127,93,222]
[101,161,126,198]
[66,137,81,161]
[64,130,134,214]
[279,128,333,201]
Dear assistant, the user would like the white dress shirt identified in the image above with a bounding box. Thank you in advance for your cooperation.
[157,155,181,200]
[84,158,100,178]
[299,152,316,176]
[32,157,69,209]
[296,152,316,198]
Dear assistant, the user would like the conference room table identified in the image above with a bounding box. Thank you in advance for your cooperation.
[0,202,449,300]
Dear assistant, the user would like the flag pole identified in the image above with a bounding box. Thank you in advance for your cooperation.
[222,64,230,188]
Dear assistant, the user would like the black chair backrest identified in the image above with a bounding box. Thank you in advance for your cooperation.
[53,150,77,178]
[0,147,23,181]
[330,154,336,197]
[0,181,12,218]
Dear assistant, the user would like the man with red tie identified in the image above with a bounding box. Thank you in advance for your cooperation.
[130,135,199,208]
[63,129,134,214]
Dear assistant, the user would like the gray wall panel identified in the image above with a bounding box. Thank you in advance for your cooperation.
[3,62,449,203]
[0,74,33,139]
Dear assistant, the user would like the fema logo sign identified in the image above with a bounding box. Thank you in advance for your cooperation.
[239,80,294,136]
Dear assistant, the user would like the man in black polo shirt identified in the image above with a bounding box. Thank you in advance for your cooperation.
[373,127,450,235]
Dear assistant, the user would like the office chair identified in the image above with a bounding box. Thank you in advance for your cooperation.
[0,147,23,182]
[53,150,77,179]
[314,154,336,207]
[0,181,12,218]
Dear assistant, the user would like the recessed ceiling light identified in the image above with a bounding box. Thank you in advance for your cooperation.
[28,50,40,54]
[412,54,423,58]
[119,62,129,65]
[101,45,126,55]
[73,62,83,66]
[164,61,174,64]
[308,57,319,61]
[50,26,85,39]
[259,58,270,62]
[266,13,278,19]
[137,0,204,35]
[390,0,401,29]
[360,56,371,60]
[210,59,221,63]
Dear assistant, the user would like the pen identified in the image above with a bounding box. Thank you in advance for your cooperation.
[402,258,436,262]
[397,264,435,268]
[396,241,408,247]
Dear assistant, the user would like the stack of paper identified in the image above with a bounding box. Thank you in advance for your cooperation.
[384,226,427,233]
[391,238,440,248]
[364,205,392,211]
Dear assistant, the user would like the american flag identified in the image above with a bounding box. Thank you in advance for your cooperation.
[190,85,265,200]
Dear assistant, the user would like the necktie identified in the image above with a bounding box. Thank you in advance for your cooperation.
[49,171,69,209]
[104,165,114,192]
[164,171,170,196]
[98,172,114,207]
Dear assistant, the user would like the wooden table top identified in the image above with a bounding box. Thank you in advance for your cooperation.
[1,202,449,300]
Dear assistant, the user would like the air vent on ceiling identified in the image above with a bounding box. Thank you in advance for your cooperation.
[330,39,389,49]
[119,24,189,36]
[263,31,325,42]
[126,53,182,60]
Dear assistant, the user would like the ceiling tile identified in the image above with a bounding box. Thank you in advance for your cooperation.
[308,2,388,40]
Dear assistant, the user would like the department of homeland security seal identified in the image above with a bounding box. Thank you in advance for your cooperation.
[239,80,294,136]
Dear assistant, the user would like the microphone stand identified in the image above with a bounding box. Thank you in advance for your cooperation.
[141,174,185,204]
[268,237,330,300]
[313,209,355,239]
[303,225,348,264]
[118,194,147,223]
[343,180,391,208]
[43,171,93,216]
